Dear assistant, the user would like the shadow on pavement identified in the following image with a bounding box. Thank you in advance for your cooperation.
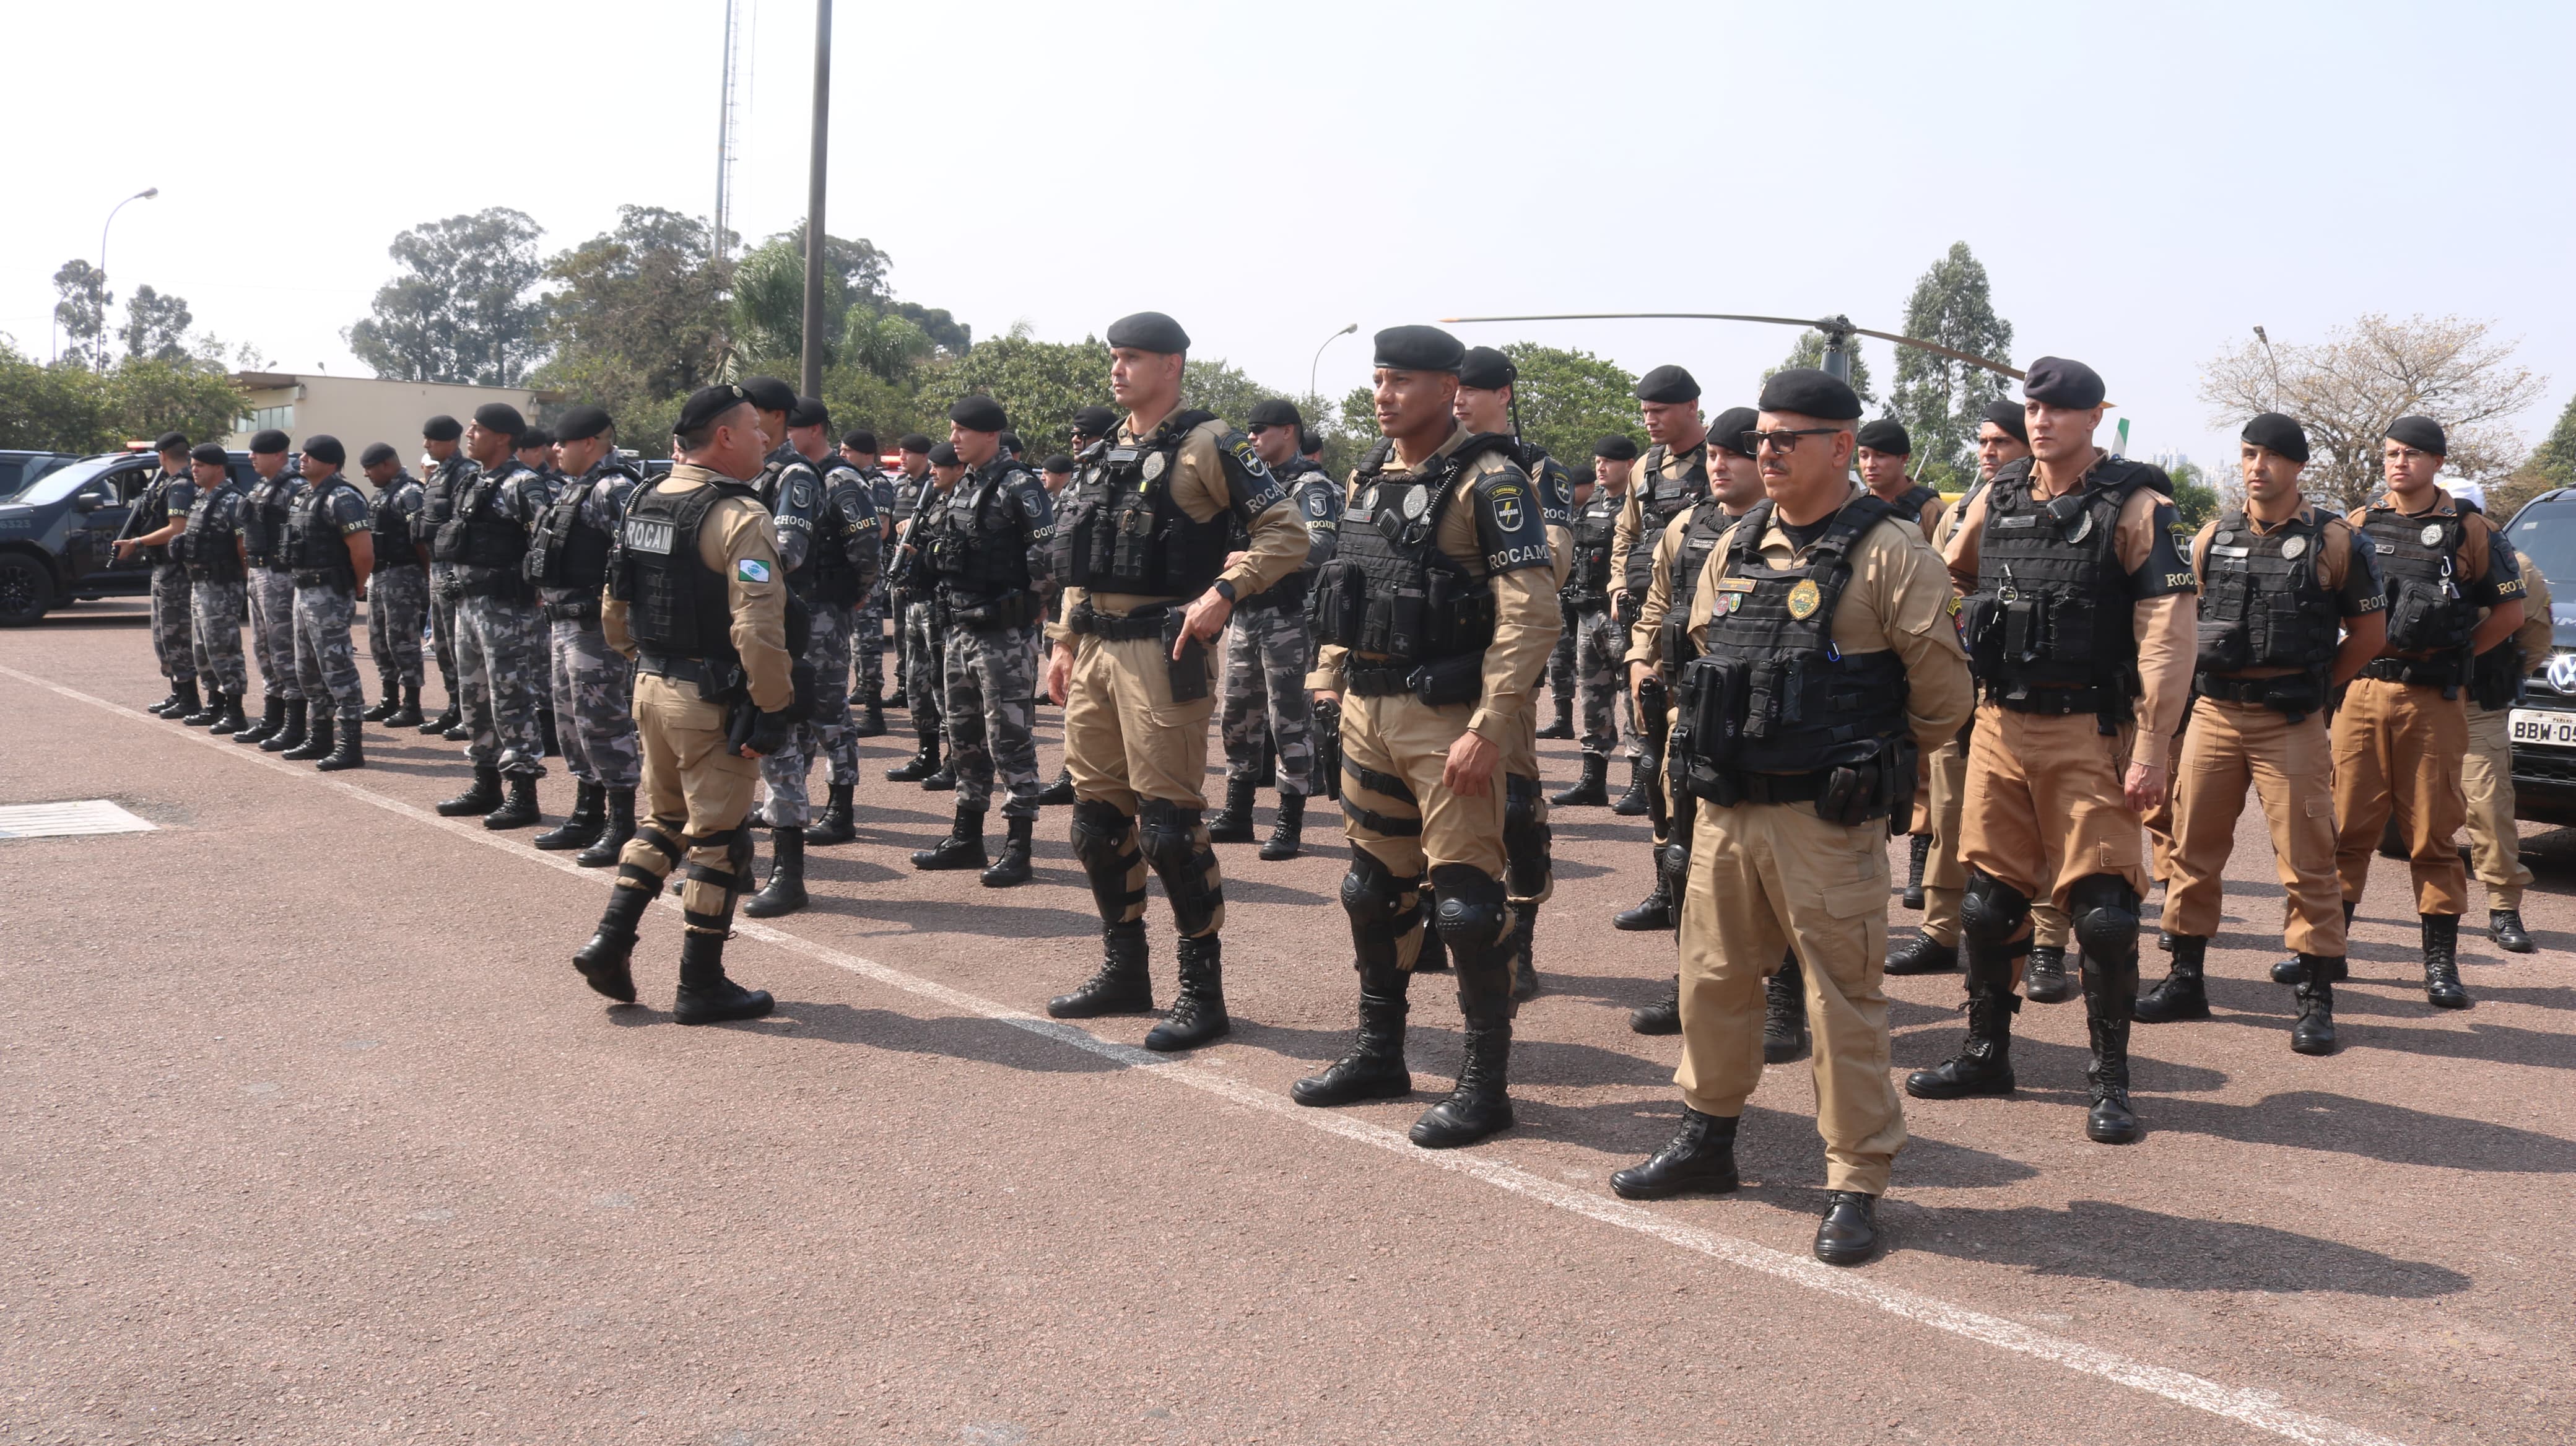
[1893,1198,2473,1296]
[1890,1026,2233,1094]
[769,1000,1126,1074]
[2153,1089,2576,1171]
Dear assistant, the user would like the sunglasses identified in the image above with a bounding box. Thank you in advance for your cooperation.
[1741,427,1841,455]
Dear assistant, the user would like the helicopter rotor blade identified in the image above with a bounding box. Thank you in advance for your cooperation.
[1442,312,2022,382]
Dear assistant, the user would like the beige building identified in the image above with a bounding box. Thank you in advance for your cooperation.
[225,372,562,465]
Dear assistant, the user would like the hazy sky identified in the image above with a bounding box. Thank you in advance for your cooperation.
[7,0,2571,471]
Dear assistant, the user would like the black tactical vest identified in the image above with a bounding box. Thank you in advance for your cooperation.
[1659,503,1747,681]
[614,478,751,666]
[241,475,297,569]
[928,461,1038,601]
[370,478,422,564]
[435,463,534,597]
[1308,435,1517,664]
[2362,501,2477,664]
[2193,508,2342,715]
[528,463,635,612]
[1236,459,1328,612]
[182,486,245,583]
[1623,440,1709,596]
[1567,492,1621,604]
[1887,484,1939,524]
[1056,411,1232,597]
[419,456,468,550]
[133,471,180,567]
[1961,459,2154,717]
[807,468,875,606]
[282,478,361,591]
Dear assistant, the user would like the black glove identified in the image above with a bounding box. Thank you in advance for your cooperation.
[741,708,796,757]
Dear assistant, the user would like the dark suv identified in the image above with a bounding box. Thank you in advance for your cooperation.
[0,448,260,627]
[2498,487,2576,824]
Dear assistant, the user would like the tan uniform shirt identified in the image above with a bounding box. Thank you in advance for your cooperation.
[1048,412,1310,638]
[1944,454,2197,765]
[1609,436,1710,599]
[1308,423,1563,741]
[1689,484,1974,761]
[2509,552,2554,666]
[2346,487,2526,661]
[601,463,795,713]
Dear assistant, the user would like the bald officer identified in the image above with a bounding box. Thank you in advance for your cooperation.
[1908,357,2197,1146]
[1042,311,1312,1051]
[573,384,792,1024]
[1608,364,1712,816]
[1290,324,1560,1149]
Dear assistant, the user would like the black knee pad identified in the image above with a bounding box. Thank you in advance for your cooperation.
[1428,864,1507,950]
[1340,847,1417,923]
[1139,797,1223,935]
[1069,799,1133,872]
[1502,774,1551,899]
[2068,873,2141,962]
[1959,869,2030,945]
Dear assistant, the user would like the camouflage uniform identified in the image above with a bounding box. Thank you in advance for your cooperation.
[853,465,899,700]
[752,443,834,826]
[420,453,472,703]
[440,459,552,778]
[366,471,429,687]
[1564,486,1635,761]
[891,466,940,719]
[1217,456,1340,795]
[182,480,250,697]
[287,477,373,723]
[242,469,305,702]
[536,458,644,790]
[932,453,1052,821]
[138,467,199,684]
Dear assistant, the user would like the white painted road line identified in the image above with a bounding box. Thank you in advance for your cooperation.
[0,662,2417,1446]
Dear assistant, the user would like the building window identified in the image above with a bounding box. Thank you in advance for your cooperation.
[236,403,294,434]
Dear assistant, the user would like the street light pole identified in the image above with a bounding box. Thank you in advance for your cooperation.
[798,0,832,399]
[96,187,158,373]
[1309,322,1357,403]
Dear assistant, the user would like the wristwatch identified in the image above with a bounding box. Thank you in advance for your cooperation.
[1211,579,1238,604]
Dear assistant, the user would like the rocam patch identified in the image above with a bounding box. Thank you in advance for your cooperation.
[736,558,773,584]
[1490,483,1528,534]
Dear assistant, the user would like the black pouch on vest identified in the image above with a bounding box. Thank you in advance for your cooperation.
[1406,653,1483,707]
[2045,595,2094,665]
[1385,588,1428,660]
[1676,656,1745,774]
[1160,608,1211,703]
[1960,593,2008,676]
[2384,580,2451,651]
[2196,617,2249,672]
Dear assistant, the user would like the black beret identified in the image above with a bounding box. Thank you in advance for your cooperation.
[422,414,463,442]
[301,435,346,466]
[949,394,1008,433]
[555,404,613,442]
[1372,324,1464,373]
[249,429,290,455]
[1592,435,1640,462]
[897,432,934,453]
[154,431,189,452]
[359,442,399,468]
[842,428,877,454]
[516,427,554,451]
[1458,346,1517,391]
[675,383,752,435]
[740,376,798,415]
[2386,414,2448,456]
[788,395,830,429]
[1105,311,1190,354]
[1248,398,1303,430]
[1072,405,1117,437]
[1708,406,1763,456]
[999,431,1024,453]
[1299,425,1322,454]
[1635,364,1700,404]
[1757,368,1863,421]
[189,442,228,464]
[928,441,960,466]
[2021,356,2105,409]
[1979,398,2028,443]
[1855,417,1912,455]
[2241,412,2309,464]
[1042,453,1075,475]
[472,401,526,437]
[1572,461,1596,486]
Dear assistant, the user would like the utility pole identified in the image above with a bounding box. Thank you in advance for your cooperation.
[713,0,742,289]
[799,0,833,398]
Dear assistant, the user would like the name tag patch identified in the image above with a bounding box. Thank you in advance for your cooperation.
[624,518,675,555]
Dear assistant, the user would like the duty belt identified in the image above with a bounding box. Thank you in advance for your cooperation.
[291,571,352,592]
[2360,655,2463,689]
[1067,601,1168,642]
[1710,770,1831,806]
[2194,671,2323,710]
[1343,663,1416,697]
[546,596,603,624]
[636,652,718,686]
[1986,681,2121,720]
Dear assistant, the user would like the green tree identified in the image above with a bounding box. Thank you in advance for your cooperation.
[51,259,108,369]
[2531,392,2576,487]
[726,224,908,376]
[1500,342,1643,465]
[120,285,194,363]
[0,340,242,453]
[2165,459,2220,533]
[1889,242,2014,492]
[531,206,729,445]
[347,207,547,385]
[1768,329,1877,406]
[1182,357,1273,429]
[910,334,1115,453]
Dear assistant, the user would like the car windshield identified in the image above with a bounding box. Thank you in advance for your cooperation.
[5,456,129,507]
[2504,499,2576,647]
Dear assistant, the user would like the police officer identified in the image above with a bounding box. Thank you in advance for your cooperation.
[123,431,201,720]
[886,432,940,734]
[2138,413,2384,1054]
[908,394,1051,887]
[738,393,842,916]
[838,427,897,734]
[417,415,472,736]
[572,383,790,1024]
[235,431,309,751]
[1538,464,1587,745]
[1908,358,2196,1146]
[177,443,251,734]
[279,435,375,770]
[1855,416,1948,907]
[1289,324,1558,1146]
[360,443,430,729]
[524,406,645,866]
[1206,397,1340,861]
[433,403,554,829]
[1611,369,1971,1266]
[2333,416,2525,1008]
[1608,364,1712,816]
[1553,435,1638,806]
[885,437,955,784]
[2463,516,2549,954]
[515,426,559,484]
[797,410,885,845]
[1042,311,1311,1050]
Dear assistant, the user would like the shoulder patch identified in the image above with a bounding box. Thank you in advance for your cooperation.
[736,558,772,584]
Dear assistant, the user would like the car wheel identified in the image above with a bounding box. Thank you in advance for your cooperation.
[0,554,56,626]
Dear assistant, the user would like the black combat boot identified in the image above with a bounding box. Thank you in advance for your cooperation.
[483,771,541,830]
[1047,920,1154,1017]
[1259,793,1306,861]
[1814,1192,1881,1266]
[2134,934,2211,1023]
[1411,958,1516,1150]
[534,782,604,850]
[1610,1107,1739,1200]
[980,816,1034,887]
[1902,834,1931,910]
[1764,954,1809,1064]
[235,695,285,745]
[1885,931,1959,975]
[2491,908,2535,954]
[573,881,654,1003]
[920,759,955,792]
[315,719,365,772]
[282,711,335,761]
[207,692,248,736]
[1508,910,1541,1003]
[2024,944,2076,1004]
[163,677,202,722]
[1207,775,1258,843]
[1630,976,1682,1035]
[2291,953,2341,1055]
[1292,973,1412,1106]
[1614,871,1673,931]
[1609,756,1654,816]
[807,783,858,846]
[742,827,809,917]
[260,697,308,753]
[385,684,424,729]
[1906,941,2022,1099]
[181,683,224,726]
[578,788,635,868]
[1536,692,1575,740]
[2080,950,2142,1144]
[422,696,461,734]
[362,677,400,722]
[146,684,182,715]
[673,928,776,1025]
[1143,933,1229,1051]
[851,693,886,738]
[1037,768,1076,806]
[438,763,503,817]
[912,804,988,871]
[442,713,472,742]
[2278,899,2356,983]
[886,726,941,781]
[2422,913,2468,1008]
[1551,753,1609,807]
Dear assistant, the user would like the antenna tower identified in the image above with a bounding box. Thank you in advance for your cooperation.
[713,0,744,285]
